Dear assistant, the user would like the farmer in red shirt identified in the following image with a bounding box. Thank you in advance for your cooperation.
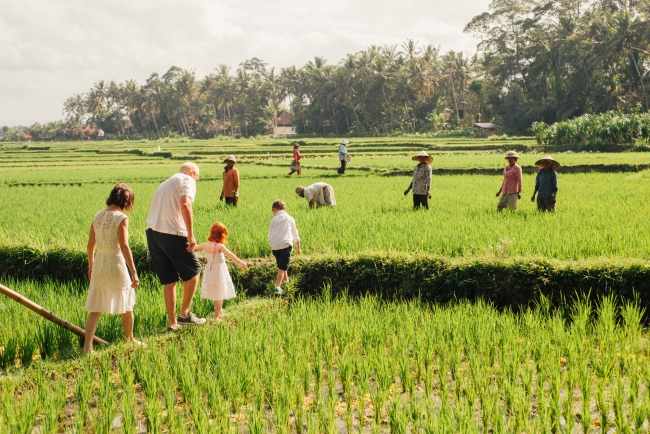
[287,143,301,177]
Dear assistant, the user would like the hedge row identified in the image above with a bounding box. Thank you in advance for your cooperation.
[1,246,649,314]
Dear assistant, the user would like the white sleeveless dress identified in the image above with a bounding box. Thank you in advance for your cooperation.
[200,242,236,301]
[83,210,135,314]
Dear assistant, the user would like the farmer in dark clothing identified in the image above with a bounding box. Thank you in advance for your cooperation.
[531,155,559,212]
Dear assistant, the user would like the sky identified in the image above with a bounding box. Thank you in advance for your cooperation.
[0,0,491,127]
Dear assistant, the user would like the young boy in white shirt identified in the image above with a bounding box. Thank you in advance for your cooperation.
[268,200,301,294]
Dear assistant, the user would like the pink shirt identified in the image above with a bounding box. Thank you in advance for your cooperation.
[501,164,522,194]
[293,149,301,161]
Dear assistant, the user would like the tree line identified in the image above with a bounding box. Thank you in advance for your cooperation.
[46,0,650,138]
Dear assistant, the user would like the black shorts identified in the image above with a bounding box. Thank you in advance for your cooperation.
[272,246,292,271]
[146,229,201,284]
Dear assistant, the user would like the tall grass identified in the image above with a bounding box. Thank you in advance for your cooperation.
[1,293,648,431]
[0,277,219,367]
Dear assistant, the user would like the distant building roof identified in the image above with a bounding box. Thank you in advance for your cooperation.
[206,120,227,131]
[474,123,501,129]
[277,111,294,126]
[32,122,42,129]
[23,134,32,139]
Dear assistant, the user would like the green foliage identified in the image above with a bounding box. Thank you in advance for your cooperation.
[533,111,650,145]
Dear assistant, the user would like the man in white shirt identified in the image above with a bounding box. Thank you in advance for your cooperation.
[268,200,301,294]
[295,182,337,208]
[146,162,205,329]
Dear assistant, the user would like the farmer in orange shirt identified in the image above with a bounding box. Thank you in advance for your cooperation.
[220,155,240,206]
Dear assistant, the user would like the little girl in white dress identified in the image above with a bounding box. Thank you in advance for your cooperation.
[83,183,141,354]
[194,222,247,318]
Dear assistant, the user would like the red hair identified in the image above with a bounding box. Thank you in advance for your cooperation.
[208,222,228,244]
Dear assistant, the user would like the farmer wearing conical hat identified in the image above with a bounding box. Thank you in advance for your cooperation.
[496,151,523,211]
[220,155,240,206]
[337,140,350,175]
[531,155,559,212]
[404,150,433,210]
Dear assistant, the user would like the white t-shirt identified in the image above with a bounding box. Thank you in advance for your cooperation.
[146,173,196,236]
[303,182,328,205]
[268,211,300,250]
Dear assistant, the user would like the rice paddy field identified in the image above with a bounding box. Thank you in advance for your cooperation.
[1,136,650,432]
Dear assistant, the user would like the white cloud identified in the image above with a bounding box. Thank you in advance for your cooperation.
[0,0,490,125]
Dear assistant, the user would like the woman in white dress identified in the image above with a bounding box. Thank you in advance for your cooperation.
[194,222,247,318]
[83,183,140,354]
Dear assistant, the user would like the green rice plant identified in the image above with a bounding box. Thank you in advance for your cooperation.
[549,368,562,433]
[595,377,610,432]
[0,336,18,370]
[563,387,576,434]
[612,376,631,434]
[5,389,39,434]
[94,361,118,434]
[162,380,179,432]
[118,357,137,434]
[578,364,592,434]
[37,323,57,360]
[388,392,408,433]
[75,360,94,432]
[247,405,266,434]
[18,333,37,368]
[38,377,66,434]
[593,295,619,379]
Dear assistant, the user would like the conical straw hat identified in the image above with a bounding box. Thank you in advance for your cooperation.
[412,150,433,164]
[534,155,560,169]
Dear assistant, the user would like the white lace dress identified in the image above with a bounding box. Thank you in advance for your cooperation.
[199,242,236,301]
[83,210,135,314]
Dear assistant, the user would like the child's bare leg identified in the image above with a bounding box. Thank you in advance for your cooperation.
[276,269,284,288]
[83,312,101,354]
[214,300,223,318]
[121,311,135,342]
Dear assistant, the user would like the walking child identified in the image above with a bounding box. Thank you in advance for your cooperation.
[268,200,301,294]
[83,183,141,354]
[194,222,247,318]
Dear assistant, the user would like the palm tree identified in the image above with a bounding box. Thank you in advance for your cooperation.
[63,93,87,123]
[602,10,649,110]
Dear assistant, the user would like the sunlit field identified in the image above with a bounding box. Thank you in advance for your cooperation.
[1,137,650,433]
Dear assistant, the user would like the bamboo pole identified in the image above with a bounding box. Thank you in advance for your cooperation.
[0,283,108,345]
